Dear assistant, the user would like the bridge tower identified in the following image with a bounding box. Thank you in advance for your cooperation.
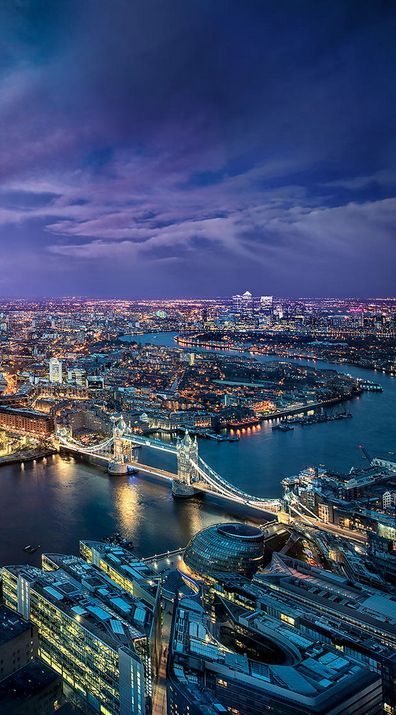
[172,432,198,498]
[108,416,128,475]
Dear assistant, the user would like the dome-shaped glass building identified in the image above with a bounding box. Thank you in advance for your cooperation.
[184,522,265,579]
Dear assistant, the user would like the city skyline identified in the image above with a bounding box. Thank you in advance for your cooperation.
[1,1,396,298]
[1,4,396,714]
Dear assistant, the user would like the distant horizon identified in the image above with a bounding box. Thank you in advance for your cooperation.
[0,294,395,302]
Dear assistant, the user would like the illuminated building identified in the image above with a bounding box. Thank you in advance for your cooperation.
[249,554,396,713]
[232,291,254,317]
[184,522,265,579]
[67,368,86,386]
[260,295,273,312]
[1,547,162,714]
[48,358,63,384]
[0,406,54,436]
[167,594,383,715]
[79,540,161,609]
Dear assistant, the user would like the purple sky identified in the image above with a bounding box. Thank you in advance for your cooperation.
[0,0,395,298]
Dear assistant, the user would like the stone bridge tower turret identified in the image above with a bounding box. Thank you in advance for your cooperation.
[172,432,198,497]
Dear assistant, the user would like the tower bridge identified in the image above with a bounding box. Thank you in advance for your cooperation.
[55,417,281,514]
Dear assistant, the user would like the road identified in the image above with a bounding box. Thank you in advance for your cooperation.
[291,516,368,544]
[152,607,172,715]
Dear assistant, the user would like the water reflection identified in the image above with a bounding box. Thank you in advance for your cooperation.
[112,477,141,535]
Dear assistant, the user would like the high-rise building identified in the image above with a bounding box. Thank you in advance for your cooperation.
[232,291,254,318]
[48,358,62,384]
[260,295,273,312]
[2,547,162,715]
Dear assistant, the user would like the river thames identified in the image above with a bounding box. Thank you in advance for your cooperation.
[0,332,395,567]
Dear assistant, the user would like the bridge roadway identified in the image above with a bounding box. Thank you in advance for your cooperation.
[128,461,279,514]
[58,440,279,514]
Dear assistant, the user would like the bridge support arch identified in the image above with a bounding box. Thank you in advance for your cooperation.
[172,432,198,498]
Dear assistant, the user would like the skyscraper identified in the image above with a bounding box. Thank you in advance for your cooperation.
[232,291,254,317]
[260,295,273,312]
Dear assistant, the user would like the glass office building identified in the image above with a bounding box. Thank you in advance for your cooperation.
[184,522,265,579]
[1,549,161,715]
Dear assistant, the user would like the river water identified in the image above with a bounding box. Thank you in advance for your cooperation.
[0,332,394,566]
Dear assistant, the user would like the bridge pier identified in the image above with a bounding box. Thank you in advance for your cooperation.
[171,480,196,498]
[108,461,128,475]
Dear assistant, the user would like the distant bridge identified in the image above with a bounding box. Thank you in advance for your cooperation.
[55,417,280,514]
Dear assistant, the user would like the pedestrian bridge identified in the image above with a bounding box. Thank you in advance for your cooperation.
[55,417,280,515]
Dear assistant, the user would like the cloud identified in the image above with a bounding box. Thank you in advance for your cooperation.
[0,0,395,296]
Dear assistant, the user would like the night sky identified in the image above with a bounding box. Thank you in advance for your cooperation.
[1,1,395,298]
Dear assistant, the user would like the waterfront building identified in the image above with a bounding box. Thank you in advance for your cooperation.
[167,594,383,715]
[1,547,162,714]
[0,406,54,436]
[184,522,265,579]
[372,456,396,472]
[79,540,161,609]
[48,358,63,384]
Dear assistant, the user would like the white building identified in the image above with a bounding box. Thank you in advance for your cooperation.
[49,357,63,384]
[67,368,86,386]
[382,490,396,509]
[260,295,273,311]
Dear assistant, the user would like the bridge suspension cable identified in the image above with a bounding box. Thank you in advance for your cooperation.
[191,456,280,510]
[57,433,114,454]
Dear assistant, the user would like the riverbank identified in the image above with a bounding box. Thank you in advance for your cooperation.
[174,333,396,376]
[0,446,57,468]
[259,394,358,421]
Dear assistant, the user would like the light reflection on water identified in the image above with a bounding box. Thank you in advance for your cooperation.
[0,455,248,567]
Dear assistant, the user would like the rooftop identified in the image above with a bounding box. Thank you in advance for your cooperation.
[169,594,380,713]
[0,659,61,709]
[217,523,263,540]
[4,559,153,655]
[0,605,32,647]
